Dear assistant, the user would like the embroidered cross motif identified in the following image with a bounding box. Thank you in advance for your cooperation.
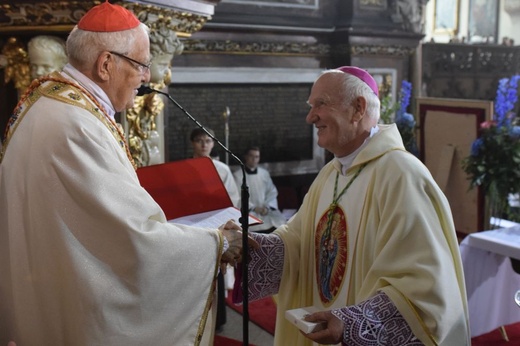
[361,321,381,338]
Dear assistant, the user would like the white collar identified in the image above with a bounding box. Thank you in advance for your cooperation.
[62,64,116,120]
[337,125,379,175]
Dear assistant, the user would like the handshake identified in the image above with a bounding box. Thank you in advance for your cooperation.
[218,219,259,271]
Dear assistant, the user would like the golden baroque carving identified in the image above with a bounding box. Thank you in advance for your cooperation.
[0,1,210,37]
[0,2,97,31]
[349,44,416,57]
[2,37,30,94]
[126,85,165,167]
[122,3,210,37]
[183,39,330,56]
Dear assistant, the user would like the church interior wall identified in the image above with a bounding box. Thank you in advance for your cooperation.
[1,0,518,209]
[421,0,520,101]
[424,0,520,45]
[501,0,520,45]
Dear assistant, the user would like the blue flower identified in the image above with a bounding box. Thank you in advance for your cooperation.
[396,80,412,118]
[470,138,483,156]
[379,80,418,156]
[510,126,520,139]
[396,112,415,129]
[464,74,520,223]
[494,75,520,127]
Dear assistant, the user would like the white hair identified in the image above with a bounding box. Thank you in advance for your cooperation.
[66,23,149,67]
[320,69,381,120]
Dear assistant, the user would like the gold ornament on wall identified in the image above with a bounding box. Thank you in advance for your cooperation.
[2,37,30,96]
[127,88,165,167]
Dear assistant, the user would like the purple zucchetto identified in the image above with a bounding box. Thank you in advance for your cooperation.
[336,66,379,97]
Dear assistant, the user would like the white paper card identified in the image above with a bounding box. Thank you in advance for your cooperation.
[285,306,326,334]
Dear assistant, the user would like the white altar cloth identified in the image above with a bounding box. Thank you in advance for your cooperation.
[466,222,520,260]
[460,225,520,337]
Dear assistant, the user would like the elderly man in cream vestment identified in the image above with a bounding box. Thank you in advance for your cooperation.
[234,66,470,346]
[0,2,250,345]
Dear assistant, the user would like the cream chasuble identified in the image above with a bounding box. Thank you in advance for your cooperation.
[273,124,470,346]
[0,74,222,345]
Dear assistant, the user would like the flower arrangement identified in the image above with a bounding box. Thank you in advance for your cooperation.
[380,80,418,155]
[462,75,520,222]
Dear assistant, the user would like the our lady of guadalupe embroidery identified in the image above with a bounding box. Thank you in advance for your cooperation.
[315,164,366,305]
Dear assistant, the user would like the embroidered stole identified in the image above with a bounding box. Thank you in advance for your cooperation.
[1,73,135,169]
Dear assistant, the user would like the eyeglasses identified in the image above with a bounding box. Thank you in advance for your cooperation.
[110,51,151,74]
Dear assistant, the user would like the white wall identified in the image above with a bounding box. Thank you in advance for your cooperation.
[500,0,520,45]
[424,0,520,45]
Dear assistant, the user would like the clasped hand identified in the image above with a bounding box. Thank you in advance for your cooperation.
[253,205,268,216]
[218,219,259,272]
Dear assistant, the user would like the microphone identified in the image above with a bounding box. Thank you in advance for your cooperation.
[138,84,252,346]
[137,85,154,96]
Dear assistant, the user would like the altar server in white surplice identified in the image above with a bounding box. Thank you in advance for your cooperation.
[233,146,286,233]
[190,127,240,208]
[0,2,254,345]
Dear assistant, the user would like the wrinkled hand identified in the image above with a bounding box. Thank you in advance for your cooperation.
[302,310,343,345]
[219,219,259,267]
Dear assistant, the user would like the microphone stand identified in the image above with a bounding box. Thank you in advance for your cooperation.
[137,85,251,346]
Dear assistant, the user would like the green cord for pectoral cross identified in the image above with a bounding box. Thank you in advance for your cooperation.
[323,163,367,240]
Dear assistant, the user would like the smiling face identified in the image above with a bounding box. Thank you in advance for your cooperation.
[305,73,361,157]
[305,73,377,157]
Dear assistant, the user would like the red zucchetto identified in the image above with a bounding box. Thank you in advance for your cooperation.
[78,1,140,32]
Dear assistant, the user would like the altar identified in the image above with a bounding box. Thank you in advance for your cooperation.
[460,223,520,337]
